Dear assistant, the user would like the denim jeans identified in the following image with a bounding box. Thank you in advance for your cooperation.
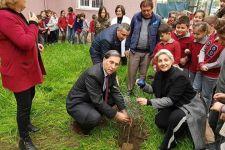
[193,72,217,110]
[183,69,196,85]
[67,27,74,43]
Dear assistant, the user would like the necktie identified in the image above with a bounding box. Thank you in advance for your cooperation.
[104,76,109,103]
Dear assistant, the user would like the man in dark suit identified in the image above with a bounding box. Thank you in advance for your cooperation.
[89,23,130,64]
[66,50,131,134]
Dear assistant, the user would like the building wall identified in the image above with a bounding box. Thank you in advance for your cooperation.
[23,0,156,21]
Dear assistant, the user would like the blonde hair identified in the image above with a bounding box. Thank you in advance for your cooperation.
[0,0,17,9]
[154,49,174,62]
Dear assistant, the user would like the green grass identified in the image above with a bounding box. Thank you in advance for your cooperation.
[0,43,193,150]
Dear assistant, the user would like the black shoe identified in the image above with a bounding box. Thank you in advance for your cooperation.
[19,137,37,150]
[27,124,40,133]
[71,121,90,136]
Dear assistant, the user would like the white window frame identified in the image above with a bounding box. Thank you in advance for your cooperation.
[77,0,102,10]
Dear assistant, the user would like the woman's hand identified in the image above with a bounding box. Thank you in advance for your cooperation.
[28,12,38,23]
[211,102,224,112]
[136,97,148,106]
[214,93,225,101]
[38,43,44,52]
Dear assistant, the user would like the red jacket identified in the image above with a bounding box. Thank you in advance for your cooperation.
[0,8,45,92]
[188,37,208,73]
[171,31,194,58]
[58,16,68,30]
[66,12,76,27]
[89,20,95,33]
[153,39,181,64]
[38,19,47,33]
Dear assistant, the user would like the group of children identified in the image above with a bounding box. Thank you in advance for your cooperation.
[37,7,97,45]
[153,10,225,112]
[151,10,225,147]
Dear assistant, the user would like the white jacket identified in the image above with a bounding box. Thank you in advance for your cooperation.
[47,16,59,31]
[111,15,131,25]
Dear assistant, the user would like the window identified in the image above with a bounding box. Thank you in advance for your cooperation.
[79,0,103,9]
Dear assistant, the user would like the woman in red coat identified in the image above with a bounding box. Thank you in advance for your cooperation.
[0,0,45,149]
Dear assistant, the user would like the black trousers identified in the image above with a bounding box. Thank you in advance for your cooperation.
[68,97,116,133]
[14,86,35,138]
[155,107,187,149]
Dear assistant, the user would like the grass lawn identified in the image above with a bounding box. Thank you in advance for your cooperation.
[0,43,193,150]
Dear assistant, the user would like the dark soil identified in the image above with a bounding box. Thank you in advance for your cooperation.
[117,119,149,150]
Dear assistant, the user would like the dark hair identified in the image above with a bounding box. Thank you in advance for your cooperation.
[98,6,109,19]
[76,14,81,19]
[215,18,225,35]
[36,15,41,20]
[176,15,190,26]
[194,10,205,19]
[204,15,218,26]
[68,7,73,13]
[158,23,172,33]
[104,50,121,59]
[80,12,85,18]
[193,22,208,33]
[60,10,65,16]
[92,14,97,19]
[115,5,126,15]
[140,0,154,9]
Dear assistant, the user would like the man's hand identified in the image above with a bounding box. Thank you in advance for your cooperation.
[136,97,148,106]
[124,50,129,58]
[38,43,44,52]
[211,102,224,112]
[214,93,225,101]
[115,112,131,124]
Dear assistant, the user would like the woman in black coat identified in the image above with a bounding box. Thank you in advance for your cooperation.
[136,49,207,150]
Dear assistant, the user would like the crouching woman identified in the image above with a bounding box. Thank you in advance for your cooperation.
[136,49,207,150]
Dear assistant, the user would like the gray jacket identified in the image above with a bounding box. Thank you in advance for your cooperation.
[142,84,207,149]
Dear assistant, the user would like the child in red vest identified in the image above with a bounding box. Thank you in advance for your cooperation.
[184,22,208,84]
[193,19,225,110]
[153,23,181,70]
[171,15,194,68]
[58,10,68,43]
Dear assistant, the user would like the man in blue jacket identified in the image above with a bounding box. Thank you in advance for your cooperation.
[89,23,130,64]
[125,0,161,95]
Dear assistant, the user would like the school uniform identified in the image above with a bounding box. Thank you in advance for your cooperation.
[153,38,181,64]
[171,31,194,68]
[193,35,225,109]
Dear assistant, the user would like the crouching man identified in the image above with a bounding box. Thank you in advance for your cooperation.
[66,50,131,135]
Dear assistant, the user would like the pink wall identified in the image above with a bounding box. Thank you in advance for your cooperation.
[23,0,45,18]
[23,0,156,21]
